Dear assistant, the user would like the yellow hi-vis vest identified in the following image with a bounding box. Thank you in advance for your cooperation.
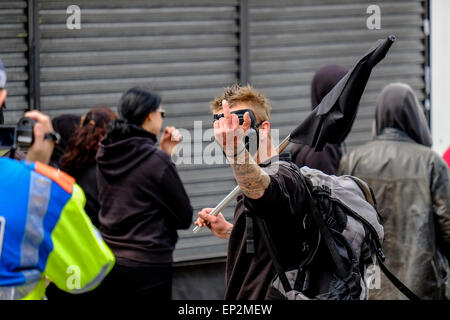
[0,158,115,299]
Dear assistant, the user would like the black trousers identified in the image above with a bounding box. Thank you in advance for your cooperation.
[95,262,173,300]
[46,262,173,300]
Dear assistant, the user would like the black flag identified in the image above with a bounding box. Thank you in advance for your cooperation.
[289,35,396,151]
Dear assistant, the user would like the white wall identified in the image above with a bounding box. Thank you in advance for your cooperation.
[431,0,450,155]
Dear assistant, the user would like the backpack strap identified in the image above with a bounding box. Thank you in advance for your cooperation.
[375,253,420,300]
[253,214,292,293]
[253,213,321,295]
[347,176,384,224]
[246,215,255,254]
[348,176,376,208]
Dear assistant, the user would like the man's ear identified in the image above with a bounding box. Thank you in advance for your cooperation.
[0,89,7,107]
[259,121,271,139]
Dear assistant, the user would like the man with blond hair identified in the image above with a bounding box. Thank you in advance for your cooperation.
[195,84,310,300]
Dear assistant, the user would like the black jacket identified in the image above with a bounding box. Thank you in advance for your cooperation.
[96,123,193,265]
[225,154,307,300]
[71,163,101,228]
[290,143,342,175]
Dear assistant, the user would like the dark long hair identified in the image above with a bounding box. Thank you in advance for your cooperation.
[50,114,81,168]
[60,107,117,174]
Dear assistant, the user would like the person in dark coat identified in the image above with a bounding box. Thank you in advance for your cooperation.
[339,83,450,300]
[291,64,348,175]
[58,107,118,227]
[46,107,117,300]
[94,87,193,300]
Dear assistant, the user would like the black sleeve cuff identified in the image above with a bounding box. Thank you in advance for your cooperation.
[243,175,281,214]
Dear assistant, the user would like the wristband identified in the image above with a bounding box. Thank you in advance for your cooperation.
[224,143,246,159]
[44,131,61,144]
[233,144,246,159]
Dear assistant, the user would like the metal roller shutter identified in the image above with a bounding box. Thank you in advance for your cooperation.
[249,0,426,149]
[37,0,427,265]
[38,0,240,262]
[0,0,428,300]
[0,0,29,124]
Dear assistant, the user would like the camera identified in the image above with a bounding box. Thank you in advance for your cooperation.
[0,117,36,151]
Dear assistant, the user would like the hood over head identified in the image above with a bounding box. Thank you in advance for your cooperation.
[310,64,348,110]
[96,120,158,177]
[375,83,432,147]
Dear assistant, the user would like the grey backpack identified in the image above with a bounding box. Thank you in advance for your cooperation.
[256,161,419,300]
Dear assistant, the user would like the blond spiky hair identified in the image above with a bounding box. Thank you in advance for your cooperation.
[210,84,272,122]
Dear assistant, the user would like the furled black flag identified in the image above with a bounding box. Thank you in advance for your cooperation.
[289,35,396,151]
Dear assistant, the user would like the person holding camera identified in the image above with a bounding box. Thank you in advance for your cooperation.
[94,87,193,299]
[0,110,115,299]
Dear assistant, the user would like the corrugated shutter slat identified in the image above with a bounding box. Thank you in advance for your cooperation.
[249,0,425,150]
[38,0,239,262]
[0,1,29,123]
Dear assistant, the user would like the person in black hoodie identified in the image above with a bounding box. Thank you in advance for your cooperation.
[290,64,348,175]
[95,87,193,299]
